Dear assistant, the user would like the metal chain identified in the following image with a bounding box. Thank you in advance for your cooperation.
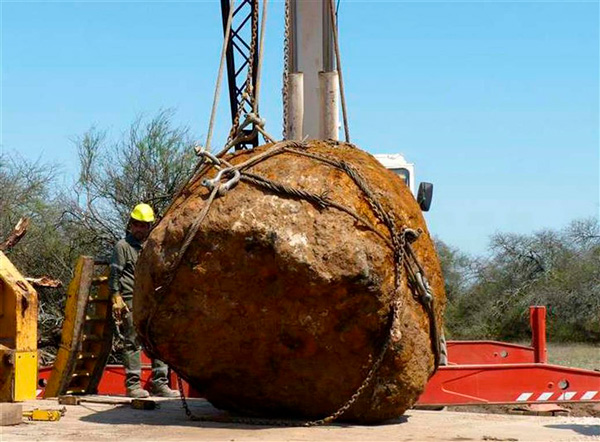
[401,231,441,368]
[177,376,196,420]
[304,313,394,426]
[247,0,260,109]
[278,148,440,365]
[282,0,291,139]
[176,375,330,427]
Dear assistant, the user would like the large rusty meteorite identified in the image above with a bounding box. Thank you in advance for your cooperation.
[134,141,445,423]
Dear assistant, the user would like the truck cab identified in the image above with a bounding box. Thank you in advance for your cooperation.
[373,153,415,194]
[374,153,432,212]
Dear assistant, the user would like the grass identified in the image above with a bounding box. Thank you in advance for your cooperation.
[547,342,600,371]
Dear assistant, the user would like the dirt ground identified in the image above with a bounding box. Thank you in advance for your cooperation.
[2,398,599,442]
[446,404,600,418]
[547,343,600,371]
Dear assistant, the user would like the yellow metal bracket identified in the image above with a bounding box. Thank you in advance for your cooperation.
[23,408,65,421]
[14,351,38,401]
[0,252,38,402]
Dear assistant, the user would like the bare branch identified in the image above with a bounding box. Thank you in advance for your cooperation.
[26,276,62,288]
[0,217,30,251]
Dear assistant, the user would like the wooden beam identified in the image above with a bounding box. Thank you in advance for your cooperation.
[44,256,95,398]
[0,403,23,426]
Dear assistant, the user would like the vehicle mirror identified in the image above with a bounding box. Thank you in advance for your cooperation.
[417,182,433,212]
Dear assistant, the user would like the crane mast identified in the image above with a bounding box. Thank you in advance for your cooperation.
[220,0,260,150]
[286,0,340,141]
[220,0,340,145]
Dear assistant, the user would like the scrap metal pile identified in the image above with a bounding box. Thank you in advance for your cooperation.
[134,140,445,423]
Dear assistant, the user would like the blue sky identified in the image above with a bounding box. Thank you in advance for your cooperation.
[1,0,598,255]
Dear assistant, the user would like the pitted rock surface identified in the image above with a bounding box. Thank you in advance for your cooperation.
[134,141,446,423]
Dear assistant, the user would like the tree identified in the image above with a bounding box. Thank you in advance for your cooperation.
[434,238,475,303]
[1,111,199,363]
[443,219,600,342]
[63,110,197,257]
[0,154,57,239]
[0,153,81,361]
[434,239,480,339]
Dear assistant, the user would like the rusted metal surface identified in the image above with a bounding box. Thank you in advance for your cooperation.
[135,141,446,423]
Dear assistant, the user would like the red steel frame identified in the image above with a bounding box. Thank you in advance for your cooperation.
[445,306,547,366]
[38,306,599,406]
[417,306,600,406]
[37,354,196,398]
[446,341,535,365]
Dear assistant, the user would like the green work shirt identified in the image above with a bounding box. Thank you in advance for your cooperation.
[108,233,142,299]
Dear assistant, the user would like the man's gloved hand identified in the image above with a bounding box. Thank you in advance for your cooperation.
[111,292,129,322]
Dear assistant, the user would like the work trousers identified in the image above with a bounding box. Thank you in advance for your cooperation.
[120,298,168,389]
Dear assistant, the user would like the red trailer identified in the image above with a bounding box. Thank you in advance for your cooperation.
[417,306,600,406]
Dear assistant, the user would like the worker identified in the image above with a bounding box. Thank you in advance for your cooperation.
[108,203,179,398]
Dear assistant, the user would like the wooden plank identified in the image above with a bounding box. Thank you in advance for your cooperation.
[44,256,95,397]
[58,395,81,406]
[0,403,23,426]
[58,395,157,409]
[86,267,114,395]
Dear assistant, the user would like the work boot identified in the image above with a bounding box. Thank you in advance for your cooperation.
[151,384,180,398]
[126,386,150,398]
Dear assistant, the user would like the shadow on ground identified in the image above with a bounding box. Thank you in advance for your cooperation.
[545,424,600,437]
[79,398,409,430]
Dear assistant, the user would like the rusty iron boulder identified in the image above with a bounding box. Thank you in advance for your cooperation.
[134,140,445,423]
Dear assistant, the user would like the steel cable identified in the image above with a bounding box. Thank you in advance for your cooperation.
[328,0,350,142]
[205,0,236,152]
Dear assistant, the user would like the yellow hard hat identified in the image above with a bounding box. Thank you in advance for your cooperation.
[130,203,155,223]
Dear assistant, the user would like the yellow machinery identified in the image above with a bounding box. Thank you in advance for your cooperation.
[23,408,65,421]
[0,251,38,402]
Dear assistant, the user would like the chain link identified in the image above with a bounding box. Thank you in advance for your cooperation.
[282,0,291,139]
[177,376,195,420]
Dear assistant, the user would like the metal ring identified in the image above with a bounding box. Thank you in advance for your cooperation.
[202,168,241,195]
[217,169,241,195]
